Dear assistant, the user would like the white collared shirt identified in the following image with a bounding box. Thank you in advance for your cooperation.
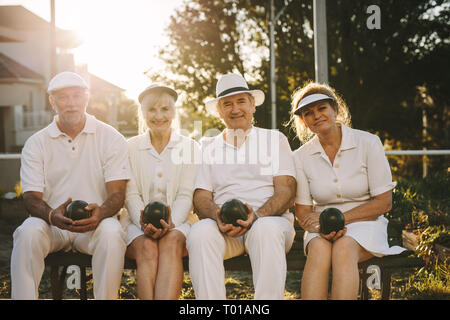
[125,129,200,227]
[20,113,130,209]
[294,123,396,212]
[195,126,296,220]
[137,130,179,203]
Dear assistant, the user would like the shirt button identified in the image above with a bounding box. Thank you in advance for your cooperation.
[157,188,162,193]
[337,194,342,198]
[68,140,72,143]
[334,164,339,168]
[72,147,75,151]
[157,172,163,178]
[333,178,338,183]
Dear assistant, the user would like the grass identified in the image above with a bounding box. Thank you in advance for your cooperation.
[1,268,439,300]
[0,217,448,300]
[1,261,448,300]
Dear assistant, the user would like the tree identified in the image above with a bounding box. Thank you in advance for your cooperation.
[147,0,449,176]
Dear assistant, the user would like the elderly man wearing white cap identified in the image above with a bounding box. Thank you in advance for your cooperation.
[186,73,297,299]
[10,71,130,299]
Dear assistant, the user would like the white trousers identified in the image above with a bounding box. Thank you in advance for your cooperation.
[186,216,295,300]
[10,216,126,300]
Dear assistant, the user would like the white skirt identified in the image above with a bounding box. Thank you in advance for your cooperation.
[303,215,406,257]
[125,222,192,246]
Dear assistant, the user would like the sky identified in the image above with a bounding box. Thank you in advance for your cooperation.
[0,0,183,100]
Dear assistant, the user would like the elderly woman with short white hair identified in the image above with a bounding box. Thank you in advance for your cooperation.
[123,84,200,299]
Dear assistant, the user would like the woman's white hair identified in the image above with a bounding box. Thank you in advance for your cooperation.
[138,91,179,134]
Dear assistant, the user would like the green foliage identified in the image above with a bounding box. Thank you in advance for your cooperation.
[402,224,450,299]
[387,172,450,246]
[434,231,450,247]
[386,172,450,299]
[148,0,449,175]
[117,95,139,134]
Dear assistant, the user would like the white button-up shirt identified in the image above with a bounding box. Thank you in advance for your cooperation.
[125,130,200,227]
[20,113,130,209]
[294,123,396,213]
[195,126,296,222]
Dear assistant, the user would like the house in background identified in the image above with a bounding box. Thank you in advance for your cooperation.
[0,5,128,153]
[0,52,47,153]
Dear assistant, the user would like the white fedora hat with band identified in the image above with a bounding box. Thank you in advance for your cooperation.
[293,93,335,115]
[47,71,89,93]
[205,73,265,116]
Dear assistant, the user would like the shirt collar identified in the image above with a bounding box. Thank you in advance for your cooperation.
[48,113,96,138]
[308,123,356,155]
[339,123,357,151]
[139,129,179,150]
[216,125,256,149]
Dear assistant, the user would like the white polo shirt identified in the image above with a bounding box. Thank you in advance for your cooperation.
[195,126,296,222]
[20,113,130,209]
[294,123,396,213]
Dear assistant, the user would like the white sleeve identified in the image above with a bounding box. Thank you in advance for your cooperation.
[294,151,313,206]
[366,136,396,197]
[170,140,200,227]
[103,131,131,183]
[20,136,45,193]
[194,138,214,192]
[272,132,296,178]
[124,151,145,227]
[194,160,213,192]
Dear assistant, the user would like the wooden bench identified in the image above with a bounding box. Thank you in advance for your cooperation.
[44,228,424,300]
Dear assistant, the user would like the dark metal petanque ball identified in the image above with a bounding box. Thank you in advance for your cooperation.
[64,200,91,221]
[142,201,169,229]
[220,199,249,227]
[319,207,345,235]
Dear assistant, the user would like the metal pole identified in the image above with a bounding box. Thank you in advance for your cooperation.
[313,0,328,83]
[422,108,428,178]
[50,0,56,77]
[269,0,277,129]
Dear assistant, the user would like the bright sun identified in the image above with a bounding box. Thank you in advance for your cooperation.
[2,0,182,101]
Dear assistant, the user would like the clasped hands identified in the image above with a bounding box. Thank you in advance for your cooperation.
[50,197,102,233]
[139,206,175,240]
[298,211,347,242]
[217,203,258,238]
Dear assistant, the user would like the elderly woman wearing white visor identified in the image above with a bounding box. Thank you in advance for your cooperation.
[290,82,405,300]
[121,84,200,299]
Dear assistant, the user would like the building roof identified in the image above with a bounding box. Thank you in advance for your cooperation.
[89,73,124,92]
[0,6,81,48]
[0,52,44,83]
[0,5,55,31]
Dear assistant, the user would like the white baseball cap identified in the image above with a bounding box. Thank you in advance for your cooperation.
[47,71,89,93]
[205,73,265,117]
[138,83,178,104]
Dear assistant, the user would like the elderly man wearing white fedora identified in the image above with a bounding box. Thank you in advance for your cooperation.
[10,71,130,299]
[186,73,297,299]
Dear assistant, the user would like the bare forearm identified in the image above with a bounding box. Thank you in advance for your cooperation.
[99,192,124,219]
[258,191,295,217]
[23,192,52,223]
[344,195,392,224]
[193,191,219,221]
[257,178,296,217]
